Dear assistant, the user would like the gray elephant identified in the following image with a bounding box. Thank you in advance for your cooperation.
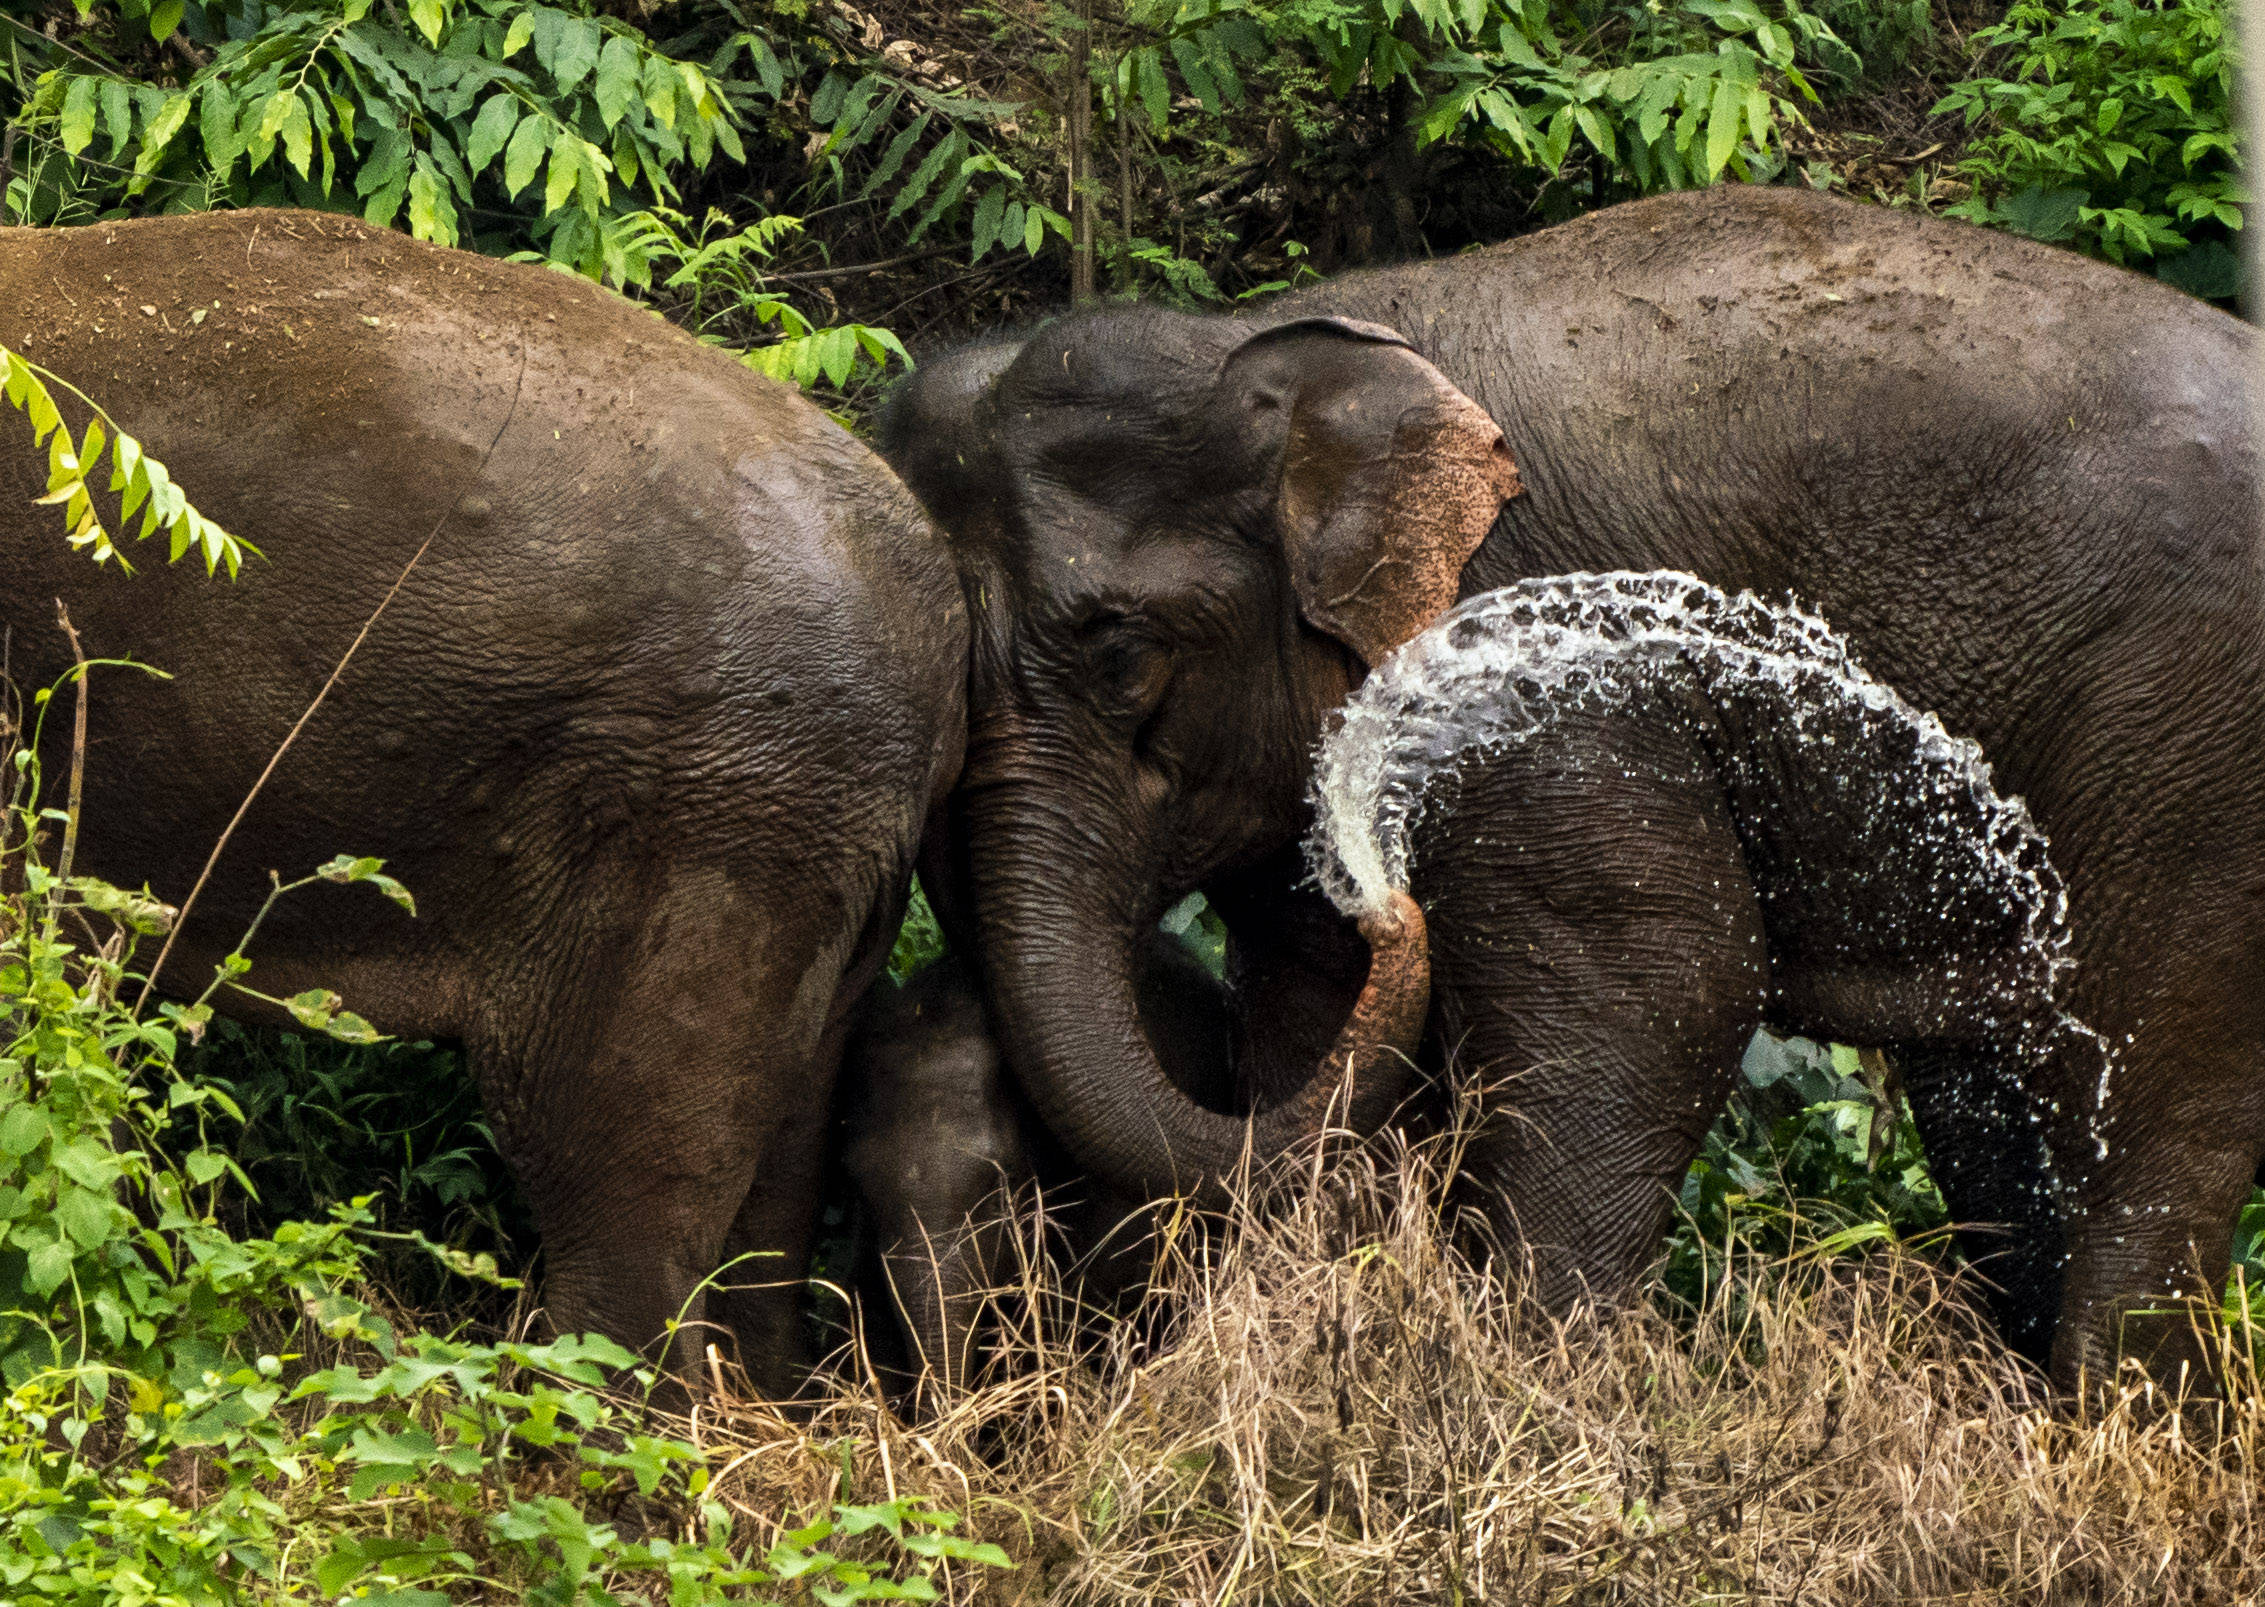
[841,933,1236,1397]
[1,210,965,1394]
[879,185,2265,1389]
[1308,571,2093,1317]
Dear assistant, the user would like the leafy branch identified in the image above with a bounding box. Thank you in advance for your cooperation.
[0,342,247,575]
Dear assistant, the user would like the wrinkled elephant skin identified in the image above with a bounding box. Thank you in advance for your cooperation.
[842,937,1235,1395]
[880,187,2265,1390]
[0,211,967,1395]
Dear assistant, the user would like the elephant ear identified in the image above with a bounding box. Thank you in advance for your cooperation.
[1223,317,1522,667]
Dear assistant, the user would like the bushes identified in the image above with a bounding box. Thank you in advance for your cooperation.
[0,678,1015,1604]
[1937,0,2241,297]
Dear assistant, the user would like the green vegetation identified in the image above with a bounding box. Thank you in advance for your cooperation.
[4,0,2239,426]
[1938,0,2240,293]
[0,650,1014,1605]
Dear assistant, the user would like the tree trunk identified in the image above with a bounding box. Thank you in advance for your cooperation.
[1068,0,1097,304]
[1116,73,1135,292]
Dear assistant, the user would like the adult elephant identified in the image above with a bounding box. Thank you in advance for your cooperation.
[879,185,2265,1389]
[1,210,965,1394]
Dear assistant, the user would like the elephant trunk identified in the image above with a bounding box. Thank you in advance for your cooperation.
[968,788,1427,1206]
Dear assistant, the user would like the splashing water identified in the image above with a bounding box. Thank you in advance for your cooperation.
[1305,571,2117,1163]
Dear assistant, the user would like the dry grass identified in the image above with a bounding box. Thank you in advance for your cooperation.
[664,1111,2265,1606]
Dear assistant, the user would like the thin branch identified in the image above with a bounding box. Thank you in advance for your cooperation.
[134,341,530,1012]
[49,601,87,905]
[761,244,959,284]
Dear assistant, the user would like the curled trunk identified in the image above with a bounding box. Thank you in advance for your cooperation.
[970,793,1428,1206]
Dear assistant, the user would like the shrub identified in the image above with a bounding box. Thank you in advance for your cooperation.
[1935,0,2242,298]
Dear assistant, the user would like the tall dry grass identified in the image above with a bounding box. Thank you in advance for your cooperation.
[671,1118,2265,1605]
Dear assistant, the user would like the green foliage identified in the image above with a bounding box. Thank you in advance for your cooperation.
[1662,1033,1951,1313]
[1409,0,1847,189]
[10,0,916,394]
[1160,889,1229,978]
[1116,0,1854,205]
[15,0,747,279]
[176,1022,528,1300]
[0,635,1011,1606]
[1934,0,2242,292]
[1806,0,1932,94]
[0,343,246,574]
[887,878,945,985]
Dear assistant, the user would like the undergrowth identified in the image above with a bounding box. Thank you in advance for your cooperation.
[0,657,1012,1603]
[4,424,2257,1598]
[686,1100,2265,1605]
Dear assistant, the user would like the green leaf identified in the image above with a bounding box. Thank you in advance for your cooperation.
[101,78,134,160]
[554,18,603,95]
[132,91,194,180]
[281,93,315,180]
[1705,73,1742,178]
[543,136,583,216]
[199,80,241,172]
[148,0,183,40]
[55,1186,116,1250]
[969,183,1004,261]
[503,9,535,58]
[60,76,99,157]
[1135,47,1169,129]
[503,115,552,199]
[317,853,419,914]
[407,159,445,241]
[1995,185,2086,244]
[2158,238,2241,301]
[26,1237,73,1299]
[594,34,640,128]
[465,92,519,174]
[0,1102,48,1158]
[644,50,679,127]
[409,0,445,48]
[1417,83,1481,147]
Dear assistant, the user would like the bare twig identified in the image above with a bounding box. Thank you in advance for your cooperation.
[50,601,86,894]
[761,245,959,285]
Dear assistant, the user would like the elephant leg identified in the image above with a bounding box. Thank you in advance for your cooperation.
[840,957,1033,1399]
[706,999,856,1400]
[1888,1041,2067,1368]
[1410,701,1768,1310]
[476,859,852,1391]
[2049,1030,2265,1393]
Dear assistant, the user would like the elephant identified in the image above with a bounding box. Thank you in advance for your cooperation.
[1307,570,2093,1313]
[841,932,1236,1397]
[877,183,2265,1389]
[0,209,966,1395]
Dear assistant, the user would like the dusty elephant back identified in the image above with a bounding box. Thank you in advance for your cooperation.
[1281,184,2259,694]
[0,210,964,991]
[1277,183,2265,1037]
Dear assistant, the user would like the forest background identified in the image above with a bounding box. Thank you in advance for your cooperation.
[0,0,2256,1601]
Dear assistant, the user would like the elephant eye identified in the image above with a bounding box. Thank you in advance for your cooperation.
[1079,622,1174,723]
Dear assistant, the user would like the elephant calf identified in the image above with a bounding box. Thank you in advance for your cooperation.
[0,211,965,1393]
[842,936,1236,1394]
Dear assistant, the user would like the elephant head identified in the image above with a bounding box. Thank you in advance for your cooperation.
[878,308,1520,1204]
